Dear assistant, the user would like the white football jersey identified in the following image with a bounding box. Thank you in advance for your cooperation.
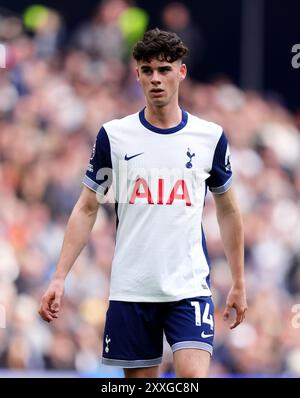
[83,109,232,302]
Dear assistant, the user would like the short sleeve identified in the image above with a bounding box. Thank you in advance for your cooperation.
[206,131,232,194]
[82,127,112,196]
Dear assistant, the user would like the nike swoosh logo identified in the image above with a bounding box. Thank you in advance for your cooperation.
[124,152,144,161]
[201,331,214,339]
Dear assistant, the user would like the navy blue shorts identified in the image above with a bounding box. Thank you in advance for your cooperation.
[102,296,214,368]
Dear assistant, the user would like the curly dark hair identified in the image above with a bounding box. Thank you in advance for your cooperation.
[132,28,189,63]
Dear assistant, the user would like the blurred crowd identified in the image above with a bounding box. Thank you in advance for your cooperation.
[1,0,300,377]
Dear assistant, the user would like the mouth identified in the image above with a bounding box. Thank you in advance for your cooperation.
[150,88,164,97]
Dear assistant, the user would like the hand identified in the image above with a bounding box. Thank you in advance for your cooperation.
[223,283,247,329]
[38,278,65,322]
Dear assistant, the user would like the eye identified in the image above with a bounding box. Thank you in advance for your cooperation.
[141,68,152,75]
[159,67,172,73]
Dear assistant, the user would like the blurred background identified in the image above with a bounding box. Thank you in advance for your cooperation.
[0,0,300,378]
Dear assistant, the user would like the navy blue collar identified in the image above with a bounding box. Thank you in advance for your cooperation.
[139,108,188,134]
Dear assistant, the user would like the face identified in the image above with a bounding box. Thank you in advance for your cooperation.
[136,58,187,108]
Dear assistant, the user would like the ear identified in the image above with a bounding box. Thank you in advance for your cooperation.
[179,63,187,81]
[135,67,140,82]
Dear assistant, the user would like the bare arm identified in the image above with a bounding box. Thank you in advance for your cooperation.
[39,186,99,322]
[213,187,247,329]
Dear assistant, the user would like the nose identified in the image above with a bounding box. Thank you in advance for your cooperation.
[151,70,161,85]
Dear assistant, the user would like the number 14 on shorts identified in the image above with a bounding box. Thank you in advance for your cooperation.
[191,301,214,330]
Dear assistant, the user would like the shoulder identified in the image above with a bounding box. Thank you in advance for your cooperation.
[103,112,140,132]
[187,112,223,138]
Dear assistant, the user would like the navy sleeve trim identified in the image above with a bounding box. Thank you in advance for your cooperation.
[206,131,232,193]
[82,127,113,195]
[209,176,233,194]
[82,175,106,193]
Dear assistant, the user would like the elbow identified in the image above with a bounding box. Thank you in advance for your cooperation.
[80,203,98,217]
[217,207,243,227]
[75,198,99,217]
[74,187,100,217]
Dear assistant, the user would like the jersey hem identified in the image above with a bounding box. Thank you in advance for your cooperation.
[108,290,212,303]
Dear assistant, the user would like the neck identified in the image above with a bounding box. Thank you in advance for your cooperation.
[144,103,182,129]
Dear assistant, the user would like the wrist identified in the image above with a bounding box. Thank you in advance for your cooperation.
[232,278,246,288]
[53,272,66,281]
